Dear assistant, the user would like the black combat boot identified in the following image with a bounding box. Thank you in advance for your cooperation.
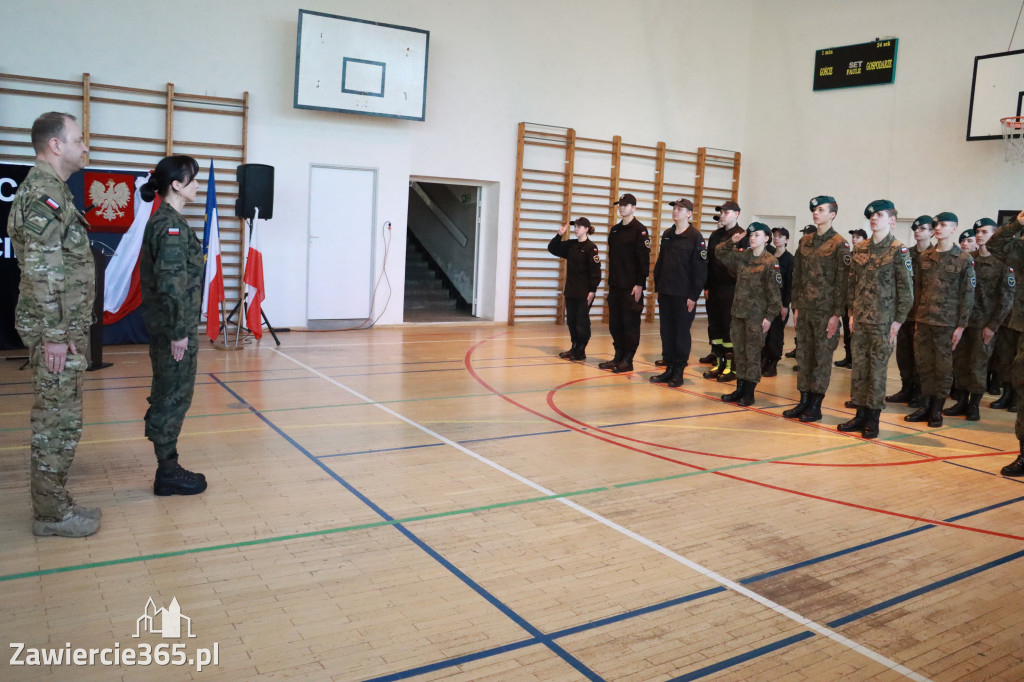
[991,384,1015,409]
[799,393,824,422]
[907,384,926,408]
[942,389,969,416]
[885,384,913,404]
[1010,392,1020,414]
[650,364,673,383]
[721,379,745,403]
[988,372,1001,395]
[862,409,881,439]
[654,358,668,367]
[613,352,635,373]
[571,344,587,361]
[668,364,686,388]
[717,353,737,382]
[785,347,797,358]
[783,392,810,419]
[927,397,944,428]
[154,454,207,496]
[558,348,574,359]
[703,355,725,379]
[844,399,857,408]
[965,393,983,421]
[599,351,623,371]
[837,406,866,432]
[904,398,931,422]
[737,380,757,407]
[834,356,852,369]
[762,358,778,378]
[1000,443,1024,476]
[698,351,717,365]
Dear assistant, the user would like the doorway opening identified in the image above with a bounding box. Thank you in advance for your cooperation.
[404,181,479,323]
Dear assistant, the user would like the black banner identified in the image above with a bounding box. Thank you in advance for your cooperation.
[813,39,898,91]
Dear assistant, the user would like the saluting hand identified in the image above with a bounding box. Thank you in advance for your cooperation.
[558,222,569,236]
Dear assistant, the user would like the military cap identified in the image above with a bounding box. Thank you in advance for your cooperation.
[849,228,868,240]
[809,195,837,211]
[864,199,895,218]
[612,193,637,206]
[973,217,997,229]
[801,224,816,234]
[934,211,958,224]
[911,215,935,229]
[747,222,772,237]
[668,197,694,210]
[716,200,741,212]
[569,217,591,228]
[958,229,975,242]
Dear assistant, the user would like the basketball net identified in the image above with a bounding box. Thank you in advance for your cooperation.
[1001,116,1024,164]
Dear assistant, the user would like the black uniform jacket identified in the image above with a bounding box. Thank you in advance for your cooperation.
[653,223,708,300]
[606,218,651,290]
[776,249,794,308]
[548,235,602,298]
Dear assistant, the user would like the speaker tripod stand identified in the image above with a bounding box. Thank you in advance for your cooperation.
[223,217,280,346]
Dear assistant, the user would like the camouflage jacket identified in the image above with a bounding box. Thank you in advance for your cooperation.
[791,226,850,316]
[986,218,1024,331]
[969,253,1014,330]
[847,232,914,326]
[714,241,782,321]
[7,160,95,348]
[140,202,204,339]
[914,245,975,328]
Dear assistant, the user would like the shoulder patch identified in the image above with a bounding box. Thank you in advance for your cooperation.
[593,254,600,264]
[700,249,708,260]
[641,230,648,236]
[773,263,780,268]
[44,197,60,211]
[168,226,180,236]
[843,254,851,266]
[644,239,651,249]
[844,241,850,249]
[905,259,913,272]
[1009,274,1017,287]
[775,271,782,285]
[970,275,976,288]
[900,247,909,253]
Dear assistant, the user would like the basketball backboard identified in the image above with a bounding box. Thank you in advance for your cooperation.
[967,49,1024,140]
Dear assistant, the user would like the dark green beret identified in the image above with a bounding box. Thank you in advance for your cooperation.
[747,222,772,237]
[973,218,997,229]
[864,199,895,218]
[911,215,935,229]
[809,195,837,211]
[959,229,975,241]
[934,211,958,223]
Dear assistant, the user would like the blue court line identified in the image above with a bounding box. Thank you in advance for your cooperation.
[668,631,817,681]
[208,374,603,682]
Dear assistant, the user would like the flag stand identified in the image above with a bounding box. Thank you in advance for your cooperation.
[223,215,280,346]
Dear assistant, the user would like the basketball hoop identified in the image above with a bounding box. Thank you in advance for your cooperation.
[1000,116,1024,164]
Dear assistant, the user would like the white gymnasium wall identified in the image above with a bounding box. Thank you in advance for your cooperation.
[740,0,1024,237]
[0,0,755,326]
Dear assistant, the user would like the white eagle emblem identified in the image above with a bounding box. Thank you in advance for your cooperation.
[89,179,131,221]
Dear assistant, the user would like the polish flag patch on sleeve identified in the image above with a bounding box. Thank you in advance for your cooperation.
[168,226,180,236]
[45,197,60,210]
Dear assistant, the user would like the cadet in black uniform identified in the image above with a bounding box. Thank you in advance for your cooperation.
[599,194,650,373]
[703,201,743,381]
[548,217,602,361]
[650,198,708,387]
[762,227,793,377]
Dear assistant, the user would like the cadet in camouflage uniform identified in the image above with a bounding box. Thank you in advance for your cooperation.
[994,210,1024,477]
[903,212,975,428]
[714,223,782,406]
[886,216,934,408]
[988,215,1024,413]
[838,200,913,439]
[945,218,1014,421]
[784,195,850,423]
[140,155,208,496]
[7,113,99,537]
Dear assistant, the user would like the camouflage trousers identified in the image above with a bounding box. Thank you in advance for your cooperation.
[29,342,87,521]
[850,323,895,410]
[894,320,918,387]
[992,326,1021,381]
[914,323,955,399]
[730,317,767,382]
[145,335,198,460]
[952,326,996,394]
[1014,334,1024,440]
[795,310,840,394]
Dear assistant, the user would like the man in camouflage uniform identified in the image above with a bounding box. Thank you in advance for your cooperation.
[886,216,934,408]
[784,195,850,423]
[993,210,1024,476]
[7,112,99,537]
[945,218,1013,421]
[838,200,913,439]
[959,229,977,254]
[988,215,1024,414]
[903,212,975,427]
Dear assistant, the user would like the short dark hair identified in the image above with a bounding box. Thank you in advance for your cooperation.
[141,155,200,202]
[877,208,898,220]
[31,112,75,154]
[822,202,838,216]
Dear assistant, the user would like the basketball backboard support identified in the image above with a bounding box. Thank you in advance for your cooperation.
[967,49,1024,140]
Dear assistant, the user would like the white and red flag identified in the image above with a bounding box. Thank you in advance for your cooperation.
[243,222,265,339]
[201,160,224,341]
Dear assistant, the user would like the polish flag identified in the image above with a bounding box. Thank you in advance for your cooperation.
[243,222,265,339]
[102,173,158,324]
[201,160,224,341]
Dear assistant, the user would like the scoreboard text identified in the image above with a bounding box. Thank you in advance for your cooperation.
[814,39,898,91]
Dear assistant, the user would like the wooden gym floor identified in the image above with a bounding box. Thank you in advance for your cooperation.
[1,320,1023,681]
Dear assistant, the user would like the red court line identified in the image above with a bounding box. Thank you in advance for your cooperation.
[462,336,1024,544]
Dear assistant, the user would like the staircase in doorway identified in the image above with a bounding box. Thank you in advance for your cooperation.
[404,236,472,322]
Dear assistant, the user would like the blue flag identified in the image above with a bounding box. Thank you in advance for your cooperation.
[202,159,216,255]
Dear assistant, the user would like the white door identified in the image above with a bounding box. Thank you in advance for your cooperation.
[307,166,376,322]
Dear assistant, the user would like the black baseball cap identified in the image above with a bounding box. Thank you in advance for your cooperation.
[771,227,790,238]
[569,217,591,228]
[849,228,868,239]
[612,193,637,206]
[716,200,741,212]
[668,198,693,210]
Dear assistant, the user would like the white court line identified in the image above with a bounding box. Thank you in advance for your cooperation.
[274,349,930,682]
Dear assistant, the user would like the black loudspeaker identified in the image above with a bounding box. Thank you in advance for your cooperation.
[235,163,274,220]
